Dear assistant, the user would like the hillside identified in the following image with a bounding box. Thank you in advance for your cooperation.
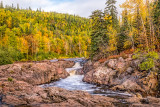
[0,5,91,65]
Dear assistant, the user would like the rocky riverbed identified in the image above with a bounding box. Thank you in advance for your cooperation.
[82,55,160,106]
[0,58,160,107]
[0,60,117,107]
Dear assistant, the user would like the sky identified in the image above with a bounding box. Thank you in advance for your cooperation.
[1,0,125,18]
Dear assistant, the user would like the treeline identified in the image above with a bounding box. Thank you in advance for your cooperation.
[90,0,160,60]
[0,0,159,65]
[0,2,91,65]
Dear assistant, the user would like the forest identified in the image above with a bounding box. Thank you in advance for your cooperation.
[0,0,160,65]
[90,0,160,59]
[0,1,91,65]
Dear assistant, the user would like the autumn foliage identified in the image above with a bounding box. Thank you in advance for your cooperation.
[0,3,91,64]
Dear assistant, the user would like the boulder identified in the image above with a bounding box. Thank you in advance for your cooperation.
[111,80,144,92]
[118,57,125,62]
[0,78,117,106]
[83,56,159,96]
[106,59,118,69]
[0,61,74,85]
[126,67,134,74]
[0,60,118,107]
[83,66,117,85]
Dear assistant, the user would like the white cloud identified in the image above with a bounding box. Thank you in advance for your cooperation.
[1,0,125,17]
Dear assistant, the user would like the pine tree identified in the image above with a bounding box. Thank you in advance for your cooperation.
[90,10,111,60]
[118,9,130,51]
[29,6,32,10]
[0,1,3,8]
[153,0,160,48]
[17,4,19,10]
[105,0,119,30]
[12,3,14,9]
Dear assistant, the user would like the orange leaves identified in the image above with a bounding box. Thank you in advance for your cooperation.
[18,37,29,54]
[0,7,91,59]
[6,17,12,28]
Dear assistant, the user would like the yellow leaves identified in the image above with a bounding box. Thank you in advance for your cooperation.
[0,9,6,24]
[6,17,12,28]
[18,37,29,54]
[124,40,132,49]
[107,26,117,52]
[43,36,50,53]
[104,15,112,23]
[120,0,134,9]
[2,35,9,47]
[0,7,91,58]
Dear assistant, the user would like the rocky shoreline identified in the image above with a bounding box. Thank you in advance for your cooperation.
[0,59,160,107]
[0,60,117,107]
[82,55,160,106]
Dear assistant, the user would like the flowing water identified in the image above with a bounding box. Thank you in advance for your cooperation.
[40,58,132,106]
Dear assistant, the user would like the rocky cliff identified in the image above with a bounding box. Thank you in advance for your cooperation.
[83,55,159,97]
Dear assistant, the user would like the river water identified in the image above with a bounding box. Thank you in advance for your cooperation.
[40,58,132,105]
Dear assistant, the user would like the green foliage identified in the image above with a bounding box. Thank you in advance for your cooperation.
[89,9,119,60]
[8,77,13,82]
[105,0,119,31]
[90,10,109,59]
[0,48,13,65]
[153,0,160,25]
[139,58,155,71]
[138,51,159,71]
[0,47,24,65]
[0,4,91,64]
[132,54,140,59]
[146,51,159,60]
[132,49,141,59]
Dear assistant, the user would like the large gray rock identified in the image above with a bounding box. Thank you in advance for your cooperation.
[0,78,116,107]
[0,61,74,85]
[83,56,159,96]
[106,59,118,69]
[111,80,144,92]
[83,66,117,85]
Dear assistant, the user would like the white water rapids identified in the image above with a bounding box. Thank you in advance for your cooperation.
[40,58,132,98]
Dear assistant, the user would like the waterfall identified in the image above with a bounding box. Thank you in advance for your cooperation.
[73,62,82,68]
[66,62,82,76]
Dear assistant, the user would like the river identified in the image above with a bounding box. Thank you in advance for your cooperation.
[40,58,132,106]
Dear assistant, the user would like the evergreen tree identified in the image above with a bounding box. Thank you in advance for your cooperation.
[29,6,32,10]
[153,0,160,46]
[17,3,19,10]
[90,10,111,60]
[118,9,130,51]
[12,3,14,9]
[0,3,91,64]
[105,0,119,30]
[0,1,3,8]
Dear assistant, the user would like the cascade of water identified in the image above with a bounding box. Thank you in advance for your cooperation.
[40,58,132,101]
[66,62,82,75]
[73,62,82,68]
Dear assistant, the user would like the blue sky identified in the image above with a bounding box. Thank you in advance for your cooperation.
[2,0,125,17]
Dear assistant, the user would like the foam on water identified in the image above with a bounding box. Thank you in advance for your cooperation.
[41,75,97,92]
[40,58,132,98]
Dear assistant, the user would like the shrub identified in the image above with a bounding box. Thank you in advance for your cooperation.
[132,53,141,59]
[146,51,159,60]
[138,51,159,71]
[132,49,141,59]
[8,77,13,82]
[0,47,24,65]
[139,58,155,71]
[0,49,13,65]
